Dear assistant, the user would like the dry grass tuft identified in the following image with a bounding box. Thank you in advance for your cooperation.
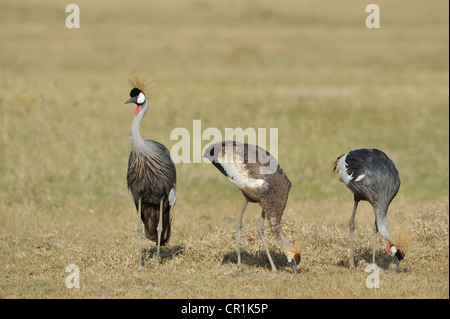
[128,69,159,101]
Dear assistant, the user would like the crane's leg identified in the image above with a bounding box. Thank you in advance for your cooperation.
[236,199,248,273]
[349,200,359,270]
[156,199,163,266]
[257,210,277,272]
[394,255,400,273]
[372,221,378,264]
[137,198,143,266]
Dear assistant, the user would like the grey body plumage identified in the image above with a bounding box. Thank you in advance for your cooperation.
[344,149,400,205]
[127,140,176,245]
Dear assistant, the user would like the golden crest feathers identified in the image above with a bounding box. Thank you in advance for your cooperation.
[286,234,303,265]
[293,234,304,255]
[128,70,159,101]
[391,227,412,255]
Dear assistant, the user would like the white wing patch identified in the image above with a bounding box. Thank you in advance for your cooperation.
[168,187,176,206]
[336,154,353,185]
[217,148,265,189]
[355,174,365,182]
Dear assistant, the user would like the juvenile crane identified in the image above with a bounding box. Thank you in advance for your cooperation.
[125,75,176,266]
[204,141,301,273]
[333,148,405,270]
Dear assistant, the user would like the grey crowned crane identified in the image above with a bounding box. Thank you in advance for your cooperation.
[125,73,176,266]
[333,148,405,270]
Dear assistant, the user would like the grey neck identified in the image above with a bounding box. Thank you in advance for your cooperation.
[130,99,149,150]
[373,205,392,242]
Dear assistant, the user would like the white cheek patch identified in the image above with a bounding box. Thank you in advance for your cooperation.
[390,245,397,255]
[137,92,145,104]
[355,174,365,182]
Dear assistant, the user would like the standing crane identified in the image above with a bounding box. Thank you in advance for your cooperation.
[333,148,405,270]
[203,140,301,273]
[124,76,176,267]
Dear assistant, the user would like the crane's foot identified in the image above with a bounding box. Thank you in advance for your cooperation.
[235,266,245,276]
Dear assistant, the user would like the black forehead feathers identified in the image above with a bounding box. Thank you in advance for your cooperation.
[129,88,142,97]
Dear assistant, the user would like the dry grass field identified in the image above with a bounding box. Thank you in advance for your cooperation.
[0,0,448,300]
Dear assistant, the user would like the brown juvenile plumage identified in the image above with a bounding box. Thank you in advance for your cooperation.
[203,140,301,273]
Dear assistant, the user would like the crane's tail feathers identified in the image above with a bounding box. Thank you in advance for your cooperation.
[142,201,172,246]
[161,201,173,246]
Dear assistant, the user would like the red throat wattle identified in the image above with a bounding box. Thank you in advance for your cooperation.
[135,105,141,115]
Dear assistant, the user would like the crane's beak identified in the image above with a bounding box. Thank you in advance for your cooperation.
[288,259,298,274]
[124,96,137,104]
